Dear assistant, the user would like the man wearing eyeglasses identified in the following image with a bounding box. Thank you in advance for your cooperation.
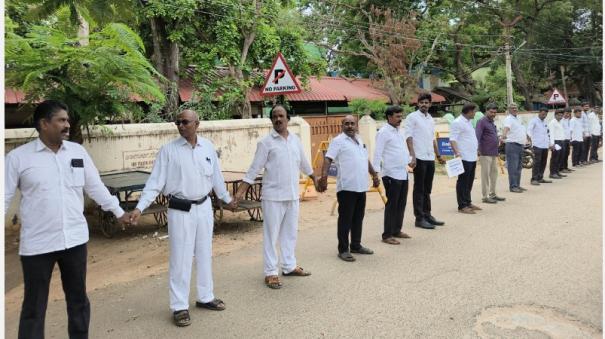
[130,109,236,327]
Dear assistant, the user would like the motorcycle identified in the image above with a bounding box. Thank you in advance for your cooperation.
[498,143,534,169]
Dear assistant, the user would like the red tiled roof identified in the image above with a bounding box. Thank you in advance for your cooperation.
[5,88,26,104]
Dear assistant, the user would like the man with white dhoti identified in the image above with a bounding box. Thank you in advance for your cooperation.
[130,109,235,327]
[236,105,317,289]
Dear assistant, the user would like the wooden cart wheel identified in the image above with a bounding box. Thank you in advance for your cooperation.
[246,183,263,222]
[100,211,118,238]
[153,194,168,227]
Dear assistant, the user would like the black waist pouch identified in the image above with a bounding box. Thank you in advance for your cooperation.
[168,196,192,212]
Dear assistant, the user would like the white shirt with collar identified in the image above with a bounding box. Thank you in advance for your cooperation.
[570,117,584,142]
[561,118,571,140]
[588,111,601,136]
[5,139,124,256]
[527,116,550,149]
[581,111,590,136]
[243,129,313,201]
[373,123,410,180]
[325,133,369,192]
[548,118,565,145]
[137,136,232,212]
[404,110,435,161]
[503,114,527,144]
[449,115,478,161]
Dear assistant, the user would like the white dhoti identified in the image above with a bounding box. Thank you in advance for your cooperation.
[167,199,214,311]
[262,199,300,276]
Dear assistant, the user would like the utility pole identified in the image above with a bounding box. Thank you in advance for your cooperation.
[500,16,523,108]
[560,65,569,108]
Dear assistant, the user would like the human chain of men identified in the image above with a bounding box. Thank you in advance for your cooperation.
[5,97,601,336]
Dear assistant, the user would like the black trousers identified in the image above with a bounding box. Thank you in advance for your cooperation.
[381,176,408,239]
[456,160,476,210]
[531,147,548,181]
[337,191,366,253]
[572,140,583,166]
[19,244,90,339]
[590,135,600,160]
[560,140,571,170]
[582,136,592,162]
[413,159,435,221]
[550,141,563,175]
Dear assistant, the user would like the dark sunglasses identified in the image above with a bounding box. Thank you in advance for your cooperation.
[175,119,194,126]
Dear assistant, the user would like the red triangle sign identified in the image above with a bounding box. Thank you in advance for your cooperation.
[547,88,566,104]
[260,52,302,96]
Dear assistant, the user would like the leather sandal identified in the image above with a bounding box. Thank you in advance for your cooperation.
[393,232,411,239]
[173,310,191,327]
[265,275,282,289]
[282,266,311,276]
[382,237,400,245]
[195,298,225,311]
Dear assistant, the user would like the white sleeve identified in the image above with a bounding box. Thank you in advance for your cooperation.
[404,116,416,140]
[527,119,535,138]
[503,117,512,129]
[243,140,268,185]
[210,148,232,204]
[4,152,19,213]
[298,138,314,176]
[372,131,387,173]
[82,150,125,218]
[548,121,555,145]
[136,147,168,212]
[324,138,340,161]
[449,121,461,142]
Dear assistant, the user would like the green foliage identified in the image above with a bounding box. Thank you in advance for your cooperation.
[472,66,524,110]
[349,99,387,117]
[5,23,165,132]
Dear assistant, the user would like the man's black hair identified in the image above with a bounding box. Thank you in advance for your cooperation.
[485,103,498,111]
[33,100,68,131]
[269,104,290,120]
[384,105,404,117]
[461,103,476,115]
[417,92,432,103]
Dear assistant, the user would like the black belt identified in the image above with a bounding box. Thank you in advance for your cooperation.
[168,195,208,205]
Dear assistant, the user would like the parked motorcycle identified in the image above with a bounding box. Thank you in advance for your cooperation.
[498,143,534,169]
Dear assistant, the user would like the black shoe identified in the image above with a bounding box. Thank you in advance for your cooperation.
[482,197,497,204]
[531,180,540,185]
[538,179,552,183]
[510,187,523,193]
[491,195,506,201]
[549,174,562,179]
[557,173,567,177]
[415,219,435,229]
[518,187,528,191]
[426,215,445,226]
[350,246,374,255]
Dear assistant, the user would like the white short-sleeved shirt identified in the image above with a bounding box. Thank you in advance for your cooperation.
[5,139,124,255]
[561,118,571,140]
[404,110,435,161]
[372,123,410,180]
[570,117,584,142]
[548,119,565,144]
[588,112,601,136]
[243,129,313,201]
[325,133,369,192]
[503,114,527,144]
[137,136,232,212]
[449,115,478,161]
[527,117,550,149]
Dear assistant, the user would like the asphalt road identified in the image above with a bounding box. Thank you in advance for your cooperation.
[5,163,603,338]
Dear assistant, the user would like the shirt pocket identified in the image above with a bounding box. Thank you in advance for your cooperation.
[70,167,85,187]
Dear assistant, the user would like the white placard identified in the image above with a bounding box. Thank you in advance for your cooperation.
[554,144,562,151]
[446,157,465,178]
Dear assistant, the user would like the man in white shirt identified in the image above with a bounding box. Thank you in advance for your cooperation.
[548,109,566,179]
[560,108,573,173]
[449,103,480,214]
[570,108,585,167]
[527,108,554,184]
[502,104,527,193]
[587,106,602,163]
[318,115,380,261]
[236,105,316,289]
[130,109,235,327]
[373,106,414,243]
[5,100,130,339]
[405,93,446,229]
[581,103,592,164]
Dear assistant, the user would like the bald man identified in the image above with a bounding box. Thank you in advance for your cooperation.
[131,110,236,327]
[318,115,380,262]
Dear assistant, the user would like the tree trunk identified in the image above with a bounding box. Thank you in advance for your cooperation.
[511,56,533,110]
[77,13,89,46]
[69,114,84,144]
[149,16,180,119]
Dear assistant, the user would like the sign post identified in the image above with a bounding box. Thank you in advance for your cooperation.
[261,52,302,96]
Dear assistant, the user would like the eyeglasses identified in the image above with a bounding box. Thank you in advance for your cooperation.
[175,119,193,126]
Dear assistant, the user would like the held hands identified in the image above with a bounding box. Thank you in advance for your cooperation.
[128,209,142,226]
[117,212,131,225]
[408,156,417,169]
[225,199,238,211]
[317,176,328,193]
[372,175,380,188]
[437,156,446,165]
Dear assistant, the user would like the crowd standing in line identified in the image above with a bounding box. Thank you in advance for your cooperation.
[4,97,602,335]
